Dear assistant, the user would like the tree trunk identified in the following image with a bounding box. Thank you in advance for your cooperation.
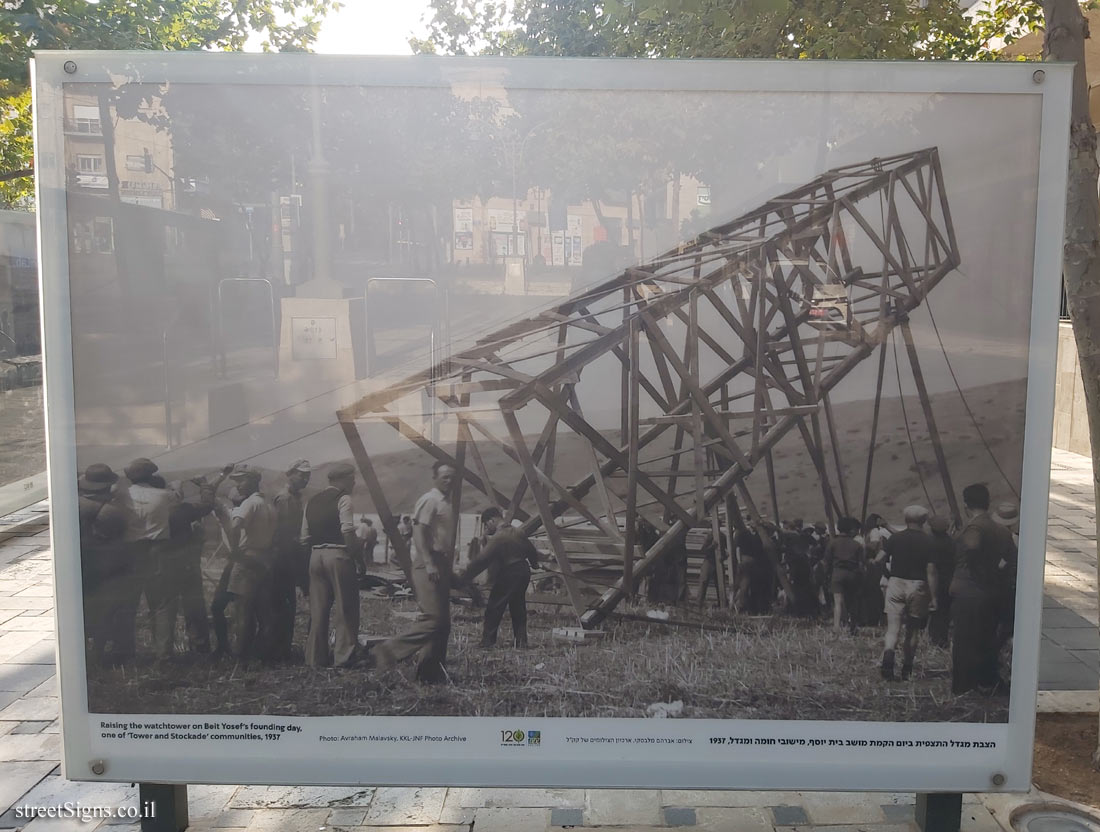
[1042,0,1100,769]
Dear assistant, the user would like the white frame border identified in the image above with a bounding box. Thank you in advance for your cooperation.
[32,53,1072,793]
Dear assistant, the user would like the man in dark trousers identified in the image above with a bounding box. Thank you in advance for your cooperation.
[302,463,364,668]
[880,505,939,681]
[78,463,128,664]
[372,461,457,683]
[950,483,1016,695]
[456,507,539,648]
[271,459,311,659]
[926,515,956,648]
[162,469,229,655]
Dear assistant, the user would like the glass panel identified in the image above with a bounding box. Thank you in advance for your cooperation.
[55,67,1041,735]
[0,210,45,514]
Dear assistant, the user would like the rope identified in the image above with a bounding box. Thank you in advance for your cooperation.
[894,211,1020,500]
[892,329,935,509]
[925,300,1020,499]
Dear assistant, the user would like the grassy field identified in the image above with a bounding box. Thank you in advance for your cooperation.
[87,590,1008,723]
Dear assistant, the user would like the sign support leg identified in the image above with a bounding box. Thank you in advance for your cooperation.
[140,783,188,832]
[915,793,962,832]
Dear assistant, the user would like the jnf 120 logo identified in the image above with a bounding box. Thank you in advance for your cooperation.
[500,729,540,747]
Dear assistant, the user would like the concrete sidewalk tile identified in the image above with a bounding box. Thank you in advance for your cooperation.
[7,640,56,665]
[798,792,888,824]
[231,785,373,810]
[549,807,583,826]
[476,788,585,808]
[0,760,55,815]
[1042,607,1096,628]
[363,787,446,824]
[1039,663,1098,691]
[437,804,475,825]
[774,825,913,832]
[12,587,52,599]
[585,789,660,826]
[10,721,50,735]
[0,662,53,694]
[1,617,54,633]
[0,732,59,761]
[471,807,549,832]
[1047,628,1100,650]
[960,804,1007,832]
[211,809,254,827]
[358,827,471,832]
[0,696,58,722]
[187,785,240,820]
[0,720,17,737]
[882,803,916,821]
[1037,690,1099,712]
[0,597,52,611]
[325,807,366,826]
[662,806,696,826]
[660,789,791,807]
[1039,642,1077,664]
[695,807,773,832]
[244,807,329,830]
[0,631,44,660]
[24,677,56,698]
[771,805,811,825]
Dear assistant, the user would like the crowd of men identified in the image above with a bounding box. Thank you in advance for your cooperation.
[670,482,1018,695]
[77,453,1018,695]
[77,456,539,684]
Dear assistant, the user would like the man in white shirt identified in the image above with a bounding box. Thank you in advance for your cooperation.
[372,461,456,683]
[118,458,181,660]
[221,465,276,660]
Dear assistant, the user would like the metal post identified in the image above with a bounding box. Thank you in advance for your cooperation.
[915,793,962,832]
[139,783,188,832]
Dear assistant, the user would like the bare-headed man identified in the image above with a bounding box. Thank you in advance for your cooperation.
[372,461,456,683]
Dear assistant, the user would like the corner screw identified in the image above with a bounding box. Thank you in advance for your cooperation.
[1033,69,1046,85]
[991,772,1006,787]
[63,61,78,75]
[90,760,106,775]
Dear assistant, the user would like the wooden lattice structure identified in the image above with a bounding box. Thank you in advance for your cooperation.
[339,147,961,627]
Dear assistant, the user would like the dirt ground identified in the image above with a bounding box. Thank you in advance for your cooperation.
[86,585,1009,723]
[1033,713,1100,808]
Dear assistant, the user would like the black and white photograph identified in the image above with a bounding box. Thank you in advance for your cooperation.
[49,61,1046,728]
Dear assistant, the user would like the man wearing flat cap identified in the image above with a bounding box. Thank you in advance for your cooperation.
[301,462,365,668]
[78,463,129,663]
[116,457,186,661]
[270,459,311,660]
[221,464,277,660]
[880,505,939,682]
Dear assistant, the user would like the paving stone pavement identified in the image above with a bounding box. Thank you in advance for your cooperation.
[0,457,1096,831]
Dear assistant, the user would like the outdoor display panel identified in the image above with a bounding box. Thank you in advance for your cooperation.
[33,53,1071,792]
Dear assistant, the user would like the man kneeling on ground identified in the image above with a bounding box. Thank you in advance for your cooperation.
[456,507,540,648]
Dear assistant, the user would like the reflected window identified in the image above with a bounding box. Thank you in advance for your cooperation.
[71,104,101,135]
[77,154,103,173]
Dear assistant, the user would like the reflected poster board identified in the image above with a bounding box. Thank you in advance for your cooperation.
[33,53,1070,791]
